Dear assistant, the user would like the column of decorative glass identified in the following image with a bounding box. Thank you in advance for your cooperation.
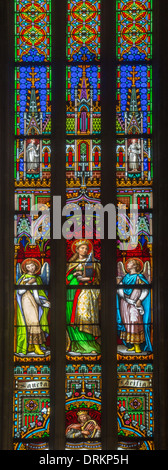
[65,0,102,451]
[13,0,52,450]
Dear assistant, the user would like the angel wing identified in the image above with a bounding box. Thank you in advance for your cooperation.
[41,262,50,285]
[117,261,126,282]
[16,263,22,284]
[143,261,151,283]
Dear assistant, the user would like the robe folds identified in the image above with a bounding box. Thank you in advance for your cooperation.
[16,274,50,355]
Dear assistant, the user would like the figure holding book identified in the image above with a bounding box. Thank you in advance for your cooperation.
[66,240,101,355]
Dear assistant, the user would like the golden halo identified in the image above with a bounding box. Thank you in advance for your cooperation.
[125,257,144,274]
[71,239,93,255]
[21,258,41,274]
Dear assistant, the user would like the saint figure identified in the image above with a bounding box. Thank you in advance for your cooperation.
[26,139,40,172]
[16,258,50,356]
[117,258,152,353]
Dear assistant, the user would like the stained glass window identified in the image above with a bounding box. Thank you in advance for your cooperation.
[116,0,154,451]
[13,0,51,450]
[11,0,155,453]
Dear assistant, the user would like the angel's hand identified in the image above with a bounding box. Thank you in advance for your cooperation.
[27,277,36,285]
[136,299,141,307]
[74,270,83,277]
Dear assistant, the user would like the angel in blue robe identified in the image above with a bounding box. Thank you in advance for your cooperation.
[117,258,152,354]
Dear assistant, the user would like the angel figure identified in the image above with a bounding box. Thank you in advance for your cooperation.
[66,411,101,439]
[16,258,50,356]
[117,258,152,354]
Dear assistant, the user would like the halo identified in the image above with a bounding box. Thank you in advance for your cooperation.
[125,257,144,274]
[71,239,93,255]
[21,258,41,274]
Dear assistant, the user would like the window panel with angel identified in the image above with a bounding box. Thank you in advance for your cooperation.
[15,258,51,357]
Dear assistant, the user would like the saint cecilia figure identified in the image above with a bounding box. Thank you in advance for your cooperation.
[117,258,152,353]
[66,240,101,355]
[16,258,50,356]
